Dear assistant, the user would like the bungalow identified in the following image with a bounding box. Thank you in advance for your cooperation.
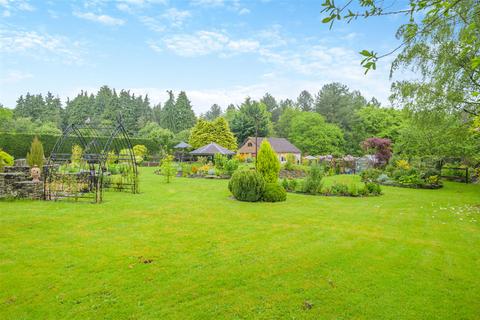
[237,137,301,163]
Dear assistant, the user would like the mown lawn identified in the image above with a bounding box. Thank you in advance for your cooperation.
[1,167,479,319]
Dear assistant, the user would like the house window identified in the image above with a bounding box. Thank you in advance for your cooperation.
[247,142,253,147]
[281,156,285,162]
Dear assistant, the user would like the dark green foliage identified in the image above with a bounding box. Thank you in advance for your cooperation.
[364,182,382,195]
[0,133,159,158]
[282,178,298,192]
[302,165,324,194]
[26,136,44,167]
[360,168,382,183]
[329,182,349,196]
[223,159,239,176]
[262,183,287,202]
[228,170,266,202]
[158,91,196,133]
[288,112,344,155]
[230,98,271,144]
[204,104,222,121]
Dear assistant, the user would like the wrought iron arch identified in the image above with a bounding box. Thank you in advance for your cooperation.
[45,119,138,203]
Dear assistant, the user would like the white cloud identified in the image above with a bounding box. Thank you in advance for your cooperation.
[0,28,85,64]
[0,70,33,84]
[74,11,125,26]
[140,16,165,32]
[115,0,167,13]
[162,8,191,27]
[190,0,224,7]
[190,0,249,15]
[155,30,259,57]
[146,39,162,52]
[0,0,34,17]
[238,7,250,15]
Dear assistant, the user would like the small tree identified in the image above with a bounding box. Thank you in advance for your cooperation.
[26,136,44,168]
[361,137,392,167]
[256,140,280,183]
[133,145,148,164]
[160,155,176,183]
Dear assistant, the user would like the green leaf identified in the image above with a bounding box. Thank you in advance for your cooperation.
[471,57,480,70]
[359,50,372,57]
[322,16,334,23]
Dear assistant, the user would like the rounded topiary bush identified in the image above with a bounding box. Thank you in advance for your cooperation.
[262,183,287,202]
[228,170,266,202]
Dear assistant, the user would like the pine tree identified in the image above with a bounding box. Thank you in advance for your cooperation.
[205,104,222,120]
[296,90,314,112]
[26,136,45,168]
[256,140,280,183]
[175,91,196,133]
[160,90,177,132]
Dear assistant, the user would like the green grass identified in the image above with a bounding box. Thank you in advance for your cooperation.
[1,167,479,319]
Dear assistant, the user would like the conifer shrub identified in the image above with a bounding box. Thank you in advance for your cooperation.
[0,148,14,171]
[302,165,324,194]
[262,183,287,202]
[26,136,45,167]
[256,140,280,183]
[228,170,266,202]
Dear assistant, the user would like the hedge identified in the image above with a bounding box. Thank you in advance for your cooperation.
[0,132,160,159]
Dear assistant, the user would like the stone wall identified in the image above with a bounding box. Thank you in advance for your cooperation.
[0,166,44,200]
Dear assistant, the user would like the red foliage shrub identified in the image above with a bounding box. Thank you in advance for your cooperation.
[361,137,392,167]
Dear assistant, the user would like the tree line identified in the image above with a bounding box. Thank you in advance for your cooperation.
[0,82,478,161]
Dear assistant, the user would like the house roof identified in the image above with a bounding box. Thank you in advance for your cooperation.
[190,142,235,156]
[173,141,191,149]
[246,137,301,154]
[304,155,317,160]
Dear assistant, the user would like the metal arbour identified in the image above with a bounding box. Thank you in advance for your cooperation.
[44,119,138,203]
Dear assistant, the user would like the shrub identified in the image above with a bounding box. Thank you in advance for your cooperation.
[71,145,83,166]
[0,148,14,171]
[26,136,45,168]
[396,159,410,170]
[302,165,324,194]
[214,153,227,170]
[376,173,390,184]
[224,159,239,176]
[329,182,349,196]
[360,168,382,183]
[133,145,148,164]
[106,151,118,165]
[197,156,208,165]
[284,154,296,171]
[364,182,382,195]
[349,183,359,196]
[282,178,298,192]
[0,132,159,159]
[228,170,266,202]
[181,163,192,177]
[262,183,287,202]
[361,137,392,167]
[235,153,248,163]
[257,140,280,183]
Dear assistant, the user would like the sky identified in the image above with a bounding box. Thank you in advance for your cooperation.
[0,0,407,114]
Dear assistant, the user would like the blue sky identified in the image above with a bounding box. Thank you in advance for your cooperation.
[0,0,406,113]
